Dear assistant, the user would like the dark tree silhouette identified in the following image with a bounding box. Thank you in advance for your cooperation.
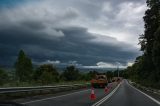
[15,50,33,82]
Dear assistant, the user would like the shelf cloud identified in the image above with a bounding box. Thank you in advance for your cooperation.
[0,0,146,68]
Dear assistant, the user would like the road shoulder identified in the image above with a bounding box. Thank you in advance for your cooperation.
[128,80,160,105]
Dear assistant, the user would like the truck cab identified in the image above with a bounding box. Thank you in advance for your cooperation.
[91,74,108,88]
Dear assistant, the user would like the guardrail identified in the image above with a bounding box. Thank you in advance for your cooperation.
[0,84,89,94]
[0,83,90,99]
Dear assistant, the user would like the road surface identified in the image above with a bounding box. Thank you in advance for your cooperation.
[22,80,159,106]
[100,80,159,106]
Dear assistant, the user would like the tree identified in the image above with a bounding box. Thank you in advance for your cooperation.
[34,64,59,84]
[105,71,113,81]
[126,0,160,88]
[142,0,160,54]
[61,66,80,81]
[0,68,8,85]
[81,71,98,81]
[153,27,160,69]
[15,50,33,82]
[140,0,160,81]
[141,0,160,87]
[152,27,160,83]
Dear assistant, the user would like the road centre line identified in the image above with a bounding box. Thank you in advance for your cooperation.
[92,83,121,106]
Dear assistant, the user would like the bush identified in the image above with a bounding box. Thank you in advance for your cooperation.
[34,64,59,84]
[61,66,80,81]
[0,68,8,85]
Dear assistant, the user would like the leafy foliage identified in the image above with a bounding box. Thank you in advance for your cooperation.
[152,27,160,82]
[61,66,80,81]
[34,64,59,84]
[15,50,33,82]
[126,0,160,88]
[0,68,8,85]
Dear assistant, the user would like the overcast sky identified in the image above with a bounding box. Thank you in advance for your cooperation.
[0,0,147,68]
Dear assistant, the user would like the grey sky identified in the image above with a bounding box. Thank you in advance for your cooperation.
[0,0,146,68]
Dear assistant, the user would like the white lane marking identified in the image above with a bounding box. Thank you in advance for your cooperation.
[92,83,121,106]
[22,89,90,104]
[128,81,160,105]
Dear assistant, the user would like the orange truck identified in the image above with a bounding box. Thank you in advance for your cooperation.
[91,74,108,88]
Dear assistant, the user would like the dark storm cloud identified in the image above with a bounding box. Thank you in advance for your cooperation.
[0,22,139,67]
[21,21,45,30]
[0,0,145,68]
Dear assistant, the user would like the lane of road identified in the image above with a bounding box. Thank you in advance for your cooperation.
[22,82,117,106]
[22,80,159,106]
[101,80,159,106]
[23,87,112,106]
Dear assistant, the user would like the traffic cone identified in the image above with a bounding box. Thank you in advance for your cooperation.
[105,86,109,93]
[90,87,96,100]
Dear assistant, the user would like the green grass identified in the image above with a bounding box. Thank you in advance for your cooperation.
[0,80,90,88]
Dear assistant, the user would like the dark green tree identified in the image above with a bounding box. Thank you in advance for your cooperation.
[141,0,160,53]
[152,27,160,69]
[81,71,98,81]
[152,27,160,84]
[34,64,59,84]
[105,71,113,81]
[127,0,160,88]
[0,68,8,85]
[140,0,159,81]
[15,50,33,82]
[62,66,80,81]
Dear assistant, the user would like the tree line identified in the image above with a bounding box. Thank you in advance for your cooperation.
[124,0,160,89]
[0,50,92,85]
[0,50,122,86]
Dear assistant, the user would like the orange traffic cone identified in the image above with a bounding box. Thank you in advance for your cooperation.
[90,87,96,100]
[105,86,109,93]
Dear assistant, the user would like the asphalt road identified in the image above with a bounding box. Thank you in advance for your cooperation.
[23,87,110,106]
[101,80,159,106]
[22,83,116,106]
[22,80,160,106]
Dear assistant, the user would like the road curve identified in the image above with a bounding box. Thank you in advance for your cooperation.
[101,80,159,106]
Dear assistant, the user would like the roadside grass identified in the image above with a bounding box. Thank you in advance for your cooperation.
[0,80,90,100]
[0,80,90,88]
